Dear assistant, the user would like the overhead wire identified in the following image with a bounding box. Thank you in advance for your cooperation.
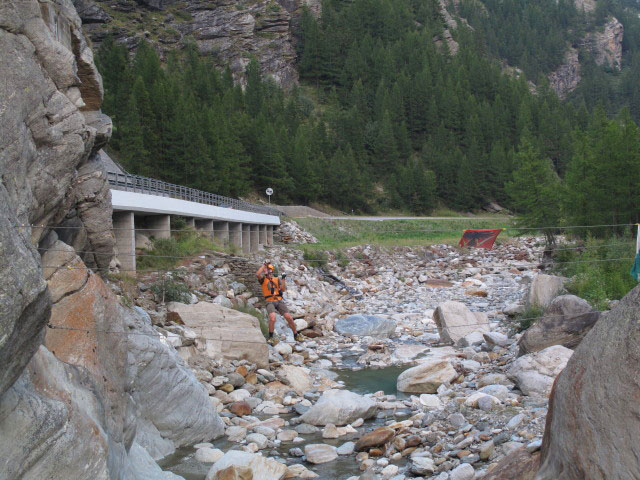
[13,222,638,234]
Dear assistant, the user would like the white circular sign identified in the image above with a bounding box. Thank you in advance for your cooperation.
[266,188,273,196]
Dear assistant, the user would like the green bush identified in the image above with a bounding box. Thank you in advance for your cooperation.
[137,231,220,270]
[233,304,268,337]
[334,249,350,268]
[302,247,328,269]
[509,305,543,333]
[173,9,192,21]
[552,236,636,311]
[150,277,191,303]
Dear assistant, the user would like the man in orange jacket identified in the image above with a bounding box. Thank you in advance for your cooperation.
[257,261,302,344]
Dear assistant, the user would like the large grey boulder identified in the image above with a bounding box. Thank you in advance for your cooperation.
[433,301,489,344]
[526,274,566,309]
[397,358,458,394]
[127,308,225,459]
[335,314,397,338]
[518,295,600,355]
[508,345,572,397]
[167,302,268,368]
[300,389,377,426]
[537,284,640,479]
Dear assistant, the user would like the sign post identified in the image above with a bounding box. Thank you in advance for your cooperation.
[266,187,273,205]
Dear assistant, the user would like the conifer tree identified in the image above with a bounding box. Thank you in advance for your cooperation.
[506,136,561,244]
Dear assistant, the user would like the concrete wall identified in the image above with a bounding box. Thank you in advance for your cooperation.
[230,223,242,250]
[259,225,267,246]
[195,219,214,238]
[113,212,135,272]
[250,224,259,252]
[142,215,170,239]
[214,221,229,245]
[242,224,250,254]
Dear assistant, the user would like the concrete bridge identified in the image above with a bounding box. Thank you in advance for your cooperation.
[107,172,281,272]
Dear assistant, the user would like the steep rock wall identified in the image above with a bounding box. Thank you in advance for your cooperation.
[0,1,222,477]
[0,0,113,397]
[549,17,623,98]
[78,0,322,88]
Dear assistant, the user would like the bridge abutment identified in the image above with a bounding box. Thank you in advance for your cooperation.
[214,221,229,245]
[242,224,251,254]
[195,219,214,238]
[230,222,242,251]
[143,214,171,239]
[250,224,259,252]
[267,225,274,246]
[113,211,135,273]
[259,225,267,246]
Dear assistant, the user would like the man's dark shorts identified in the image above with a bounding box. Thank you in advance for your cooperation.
[266,300,289,315]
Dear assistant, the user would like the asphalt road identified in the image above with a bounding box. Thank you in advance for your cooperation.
[320,216,507,221]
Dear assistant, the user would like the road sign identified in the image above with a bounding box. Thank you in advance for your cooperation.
[266,187,273,204]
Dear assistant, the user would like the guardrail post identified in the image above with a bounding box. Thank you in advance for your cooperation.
[113,211,136,273]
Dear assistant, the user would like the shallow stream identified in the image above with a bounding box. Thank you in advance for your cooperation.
[161,365,411,480]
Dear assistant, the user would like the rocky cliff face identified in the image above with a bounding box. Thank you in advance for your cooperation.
[0,1,223,478]
[0,0,113,398]
[589,17,623,70]
[76,0,321,89]
[549,16,623,98]
[548,47,581,99]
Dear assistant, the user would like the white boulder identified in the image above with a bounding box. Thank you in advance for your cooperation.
[508,345,573,397]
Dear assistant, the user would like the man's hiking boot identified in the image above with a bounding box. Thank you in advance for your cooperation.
[294,333,304,342]
[268,337,279,346]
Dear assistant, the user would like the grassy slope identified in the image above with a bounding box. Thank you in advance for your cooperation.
[295,216,514,249]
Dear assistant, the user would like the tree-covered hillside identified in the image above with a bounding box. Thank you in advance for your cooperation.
[459,0,640,121]
[97,0,640,225]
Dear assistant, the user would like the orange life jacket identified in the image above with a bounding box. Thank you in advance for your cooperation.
[260,276,283,302]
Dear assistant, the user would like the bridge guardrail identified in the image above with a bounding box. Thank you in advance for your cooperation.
[107,172,283,217]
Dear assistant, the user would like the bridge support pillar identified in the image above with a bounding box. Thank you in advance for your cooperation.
[144,215,170,239]
[267,225,274,246]
[213,221,229,245]
[195,219,214,238]
[229,223,242,251]
[259,225,267,246]
[113,211,135,273]
[185,217,195,229]
[250,224,259,252]
[242,224,251,254]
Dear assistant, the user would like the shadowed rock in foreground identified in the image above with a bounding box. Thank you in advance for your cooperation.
[536,284,640,479]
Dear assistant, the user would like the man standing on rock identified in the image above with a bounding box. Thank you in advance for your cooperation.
[257,261,302,344]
